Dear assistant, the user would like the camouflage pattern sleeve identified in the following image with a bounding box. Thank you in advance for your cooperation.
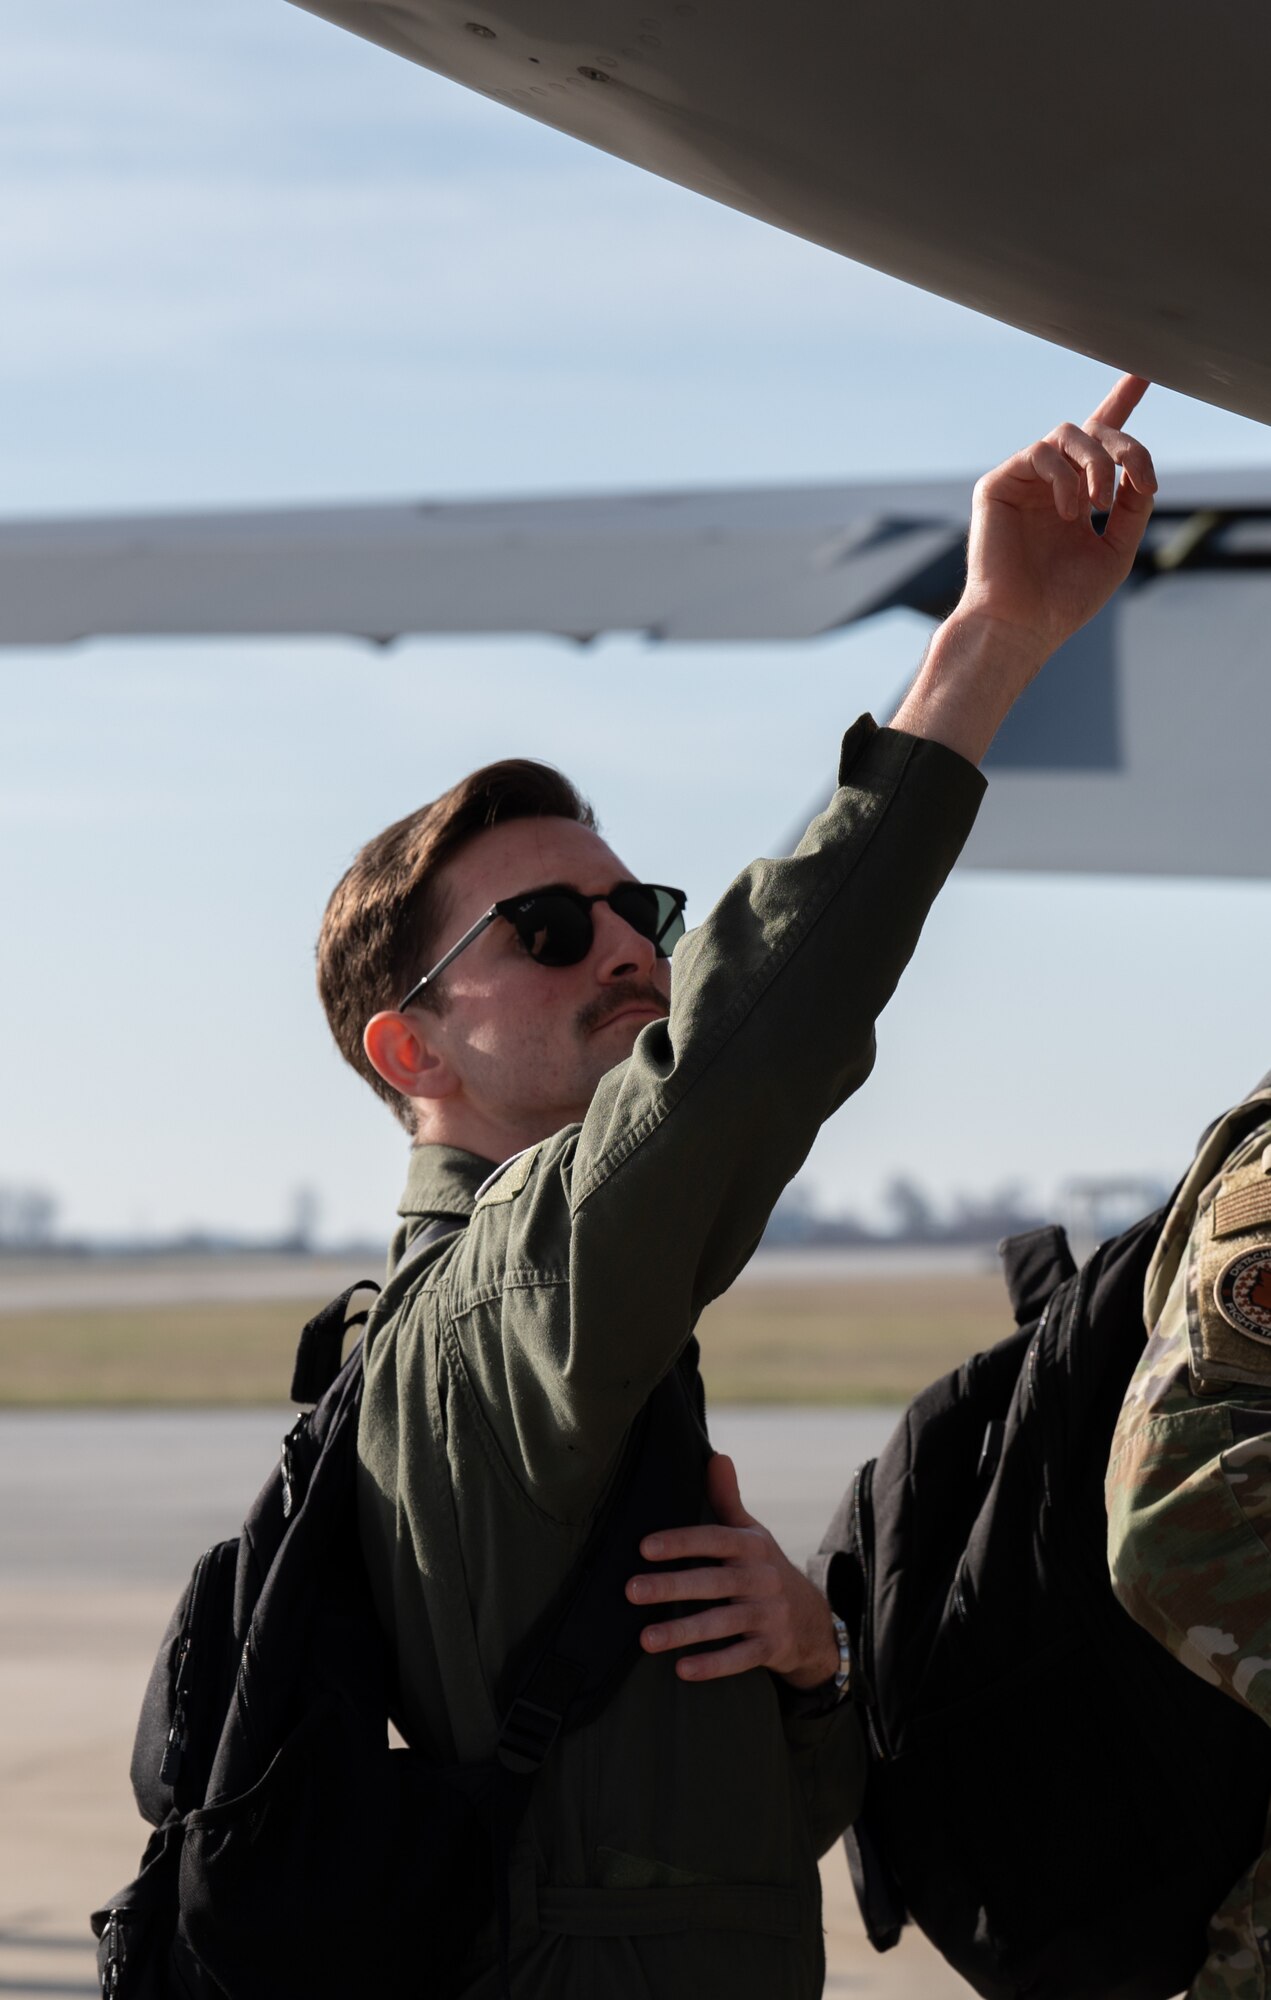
[1106,1255,1271,1704]
[1189,1846,1271,2000]
[1106,1103,1271,1998]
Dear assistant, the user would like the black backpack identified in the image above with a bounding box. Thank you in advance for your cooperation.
[92,1230,709,1999]
[823,1198,1271,2000]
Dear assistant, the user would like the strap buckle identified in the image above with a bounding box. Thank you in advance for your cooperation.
[497,1656,585,1776]
[497,1695,566,1776]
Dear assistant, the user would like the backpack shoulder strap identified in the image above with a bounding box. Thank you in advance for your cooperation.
[286,1203,708,1774]
[496,1355,710,1777]
[999,1223,1077,1328]
[289,1217,459,1405]
[290,1283,380,1405]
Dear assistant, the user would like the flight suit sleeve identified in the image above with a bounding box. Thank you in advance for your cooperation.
[461,717,984,1512]
[1106,1115,1271,2000]
[777,1686,870,1858]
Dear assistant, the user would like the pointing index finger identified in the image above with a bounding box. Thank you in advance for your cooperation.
[1086,372,1150,433]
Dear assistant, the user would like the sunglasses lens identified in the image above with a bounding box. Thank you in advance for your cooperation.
[510,894,593,966]
[506,884,687,967]
[653,889,687,955]
[610,884,687,956]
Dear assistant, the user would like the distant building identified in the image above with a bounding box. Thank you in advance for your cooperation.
[0,1184,59,1249]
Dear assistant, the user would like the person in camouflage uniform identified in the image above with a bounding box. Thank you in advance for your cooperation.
[1107,1074,1271,1998]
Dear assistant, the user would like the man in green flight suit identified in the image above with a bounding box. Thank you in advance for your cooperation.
[1108,1076,1271,1998]
[315,376,1156,1998]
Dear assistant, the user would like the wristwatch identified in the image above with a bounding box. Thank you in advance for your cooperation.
[830,1612,853,1701]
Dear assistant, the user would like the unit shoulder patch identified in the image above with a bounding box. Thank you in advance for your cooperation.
[1189,1145,1271,1390]
[1215,1248,1271,1343]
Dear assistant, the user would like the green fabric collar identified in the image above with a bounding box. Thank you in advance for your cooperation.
[396,1143,498,1224]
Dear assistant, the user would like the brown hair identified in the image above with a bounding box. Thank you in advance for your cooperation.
[316,759,597,1132]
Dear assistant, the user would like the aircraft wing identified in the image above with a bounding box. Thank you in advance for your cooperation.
[288,0,1271,428]
[0,480,973,647]
[4,468,1269,878]
[4,469,1266,647]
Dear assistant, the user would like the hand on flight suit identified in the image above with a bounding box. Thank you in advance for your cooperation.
[626,1453,840,1691]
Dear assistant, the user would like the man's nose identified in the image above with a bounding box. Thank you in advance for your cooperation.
[591,900,659,981]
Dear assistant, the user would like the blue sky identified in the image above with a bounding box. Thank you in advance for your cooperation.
[3,1,1269,1245]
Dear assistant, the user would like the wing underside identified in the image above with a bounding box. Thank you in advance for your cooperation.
[290,0,1271,427]
[4,470,1266,644]
[0,482,970,648]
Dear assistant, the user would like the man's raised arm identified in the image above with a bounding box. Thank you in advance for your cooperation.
[483,377,1158,1511]
[626,376,1159,1682]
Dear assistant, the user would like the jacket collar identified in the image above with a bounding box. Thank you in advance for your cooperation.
[396,1143,498,1225]
[386,1144,499,1280]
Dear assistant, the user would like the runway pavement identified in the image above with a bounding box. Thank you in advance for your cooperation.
[0,1242,992,1315]
[0,1403,974,1999]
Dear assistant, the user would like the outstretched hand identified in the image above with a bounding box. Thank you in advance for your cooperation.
[958,373,1157,662]
[891,373,1158,765]
[625,1453,840,1690]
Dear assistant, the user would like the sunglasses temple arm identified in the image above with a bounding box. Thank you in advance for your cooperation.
[398,907,499,1011]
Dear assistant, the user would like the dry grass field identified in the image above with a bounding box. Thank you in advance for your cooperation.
[0,1299,322,1406]
[0,1269,1012,1406]
[698,1272,1010,1402]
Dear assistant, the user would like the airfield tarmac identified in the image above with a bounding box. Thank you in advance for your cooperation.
[0,1402,979,1999]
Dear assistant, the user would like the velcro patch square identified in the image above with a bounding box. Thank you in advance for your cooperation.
[1215,1181,1271,1238]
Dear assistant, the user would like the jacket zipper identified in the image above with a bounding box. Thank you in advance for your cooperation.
[100,1906,122,1995]
[159,1546,215,1788]
[851,1459,891,1761]
[1025,1301,1049,1411]
[281,1411,316,1520]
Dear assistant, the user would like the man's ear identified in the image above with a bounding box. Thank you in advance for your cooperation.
[363,1010,455,1103]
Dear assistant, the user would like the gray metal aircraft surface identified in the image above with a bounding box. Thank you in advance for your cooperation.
[288,0,1271,427]
[5,466,1269,877]
[6,1,1267,880]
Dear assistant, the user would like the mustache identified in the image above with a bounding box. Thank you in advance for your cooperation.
[577,980,670,1037]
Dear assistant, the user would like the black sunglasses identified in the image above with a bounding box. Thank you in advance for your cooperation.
[399,881,688,1010]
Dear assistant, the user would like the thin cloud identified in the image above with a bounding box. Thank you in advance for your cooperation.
[0,164,999,379]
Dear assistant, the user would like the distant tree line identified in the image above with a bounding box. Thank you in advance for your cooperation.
[762,1176,1047,1248]
[0,1174,1162,1259]
[0,1181,338,1260]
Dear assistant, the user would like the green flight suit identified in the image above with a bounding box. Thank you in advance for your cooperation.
[357,715,985,1998]
[1107,1085,1271,1999]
